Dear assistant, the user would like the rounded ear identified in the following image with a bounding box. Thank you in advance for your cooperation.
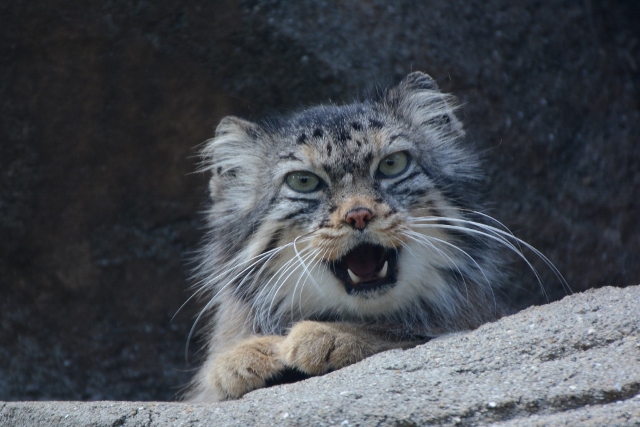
[201,116,268,205]
[385,72,464,138]
[214,116,262,140]
[397,71,440,92]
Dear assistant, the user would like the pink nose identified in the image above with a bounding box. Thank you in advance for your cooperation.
[345,208,372,230]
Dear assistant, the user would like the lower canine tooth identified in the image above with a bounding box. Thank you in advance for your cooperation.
[347,269,361,284]
[377,261,389,278]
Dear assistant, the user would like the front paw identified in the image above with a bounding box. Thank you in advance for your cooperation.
[207,336,285,400]
[279,321,376,375]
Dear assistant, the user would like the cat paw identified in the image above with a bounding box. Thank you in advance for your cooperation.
[279,321,376,375]
[206,336,285,400]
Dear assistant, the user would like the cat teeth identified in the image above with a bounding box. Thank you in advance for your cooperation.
[347,268,361,284]
[377,261,389,278]
[347,261,389,284]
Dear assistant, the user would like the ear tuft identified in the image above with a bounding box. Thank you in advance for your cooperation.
[214,116,261,140]
[399,71,440,92]
[385,72,464,138]
[201,116,267,205]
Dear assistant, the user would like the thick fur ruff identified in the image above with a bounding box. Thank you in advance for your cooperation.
[185,72,559,401]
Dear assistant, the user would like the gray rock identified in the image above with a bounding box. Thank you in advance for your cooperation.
[3,285,639,426]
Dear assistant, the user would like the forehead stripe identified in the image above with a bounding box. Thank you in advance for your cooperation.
[279,153,303,161]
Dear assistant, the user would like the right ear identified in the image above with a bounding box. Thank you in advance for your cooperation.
[213,116,262,141]
[201,116,268,203]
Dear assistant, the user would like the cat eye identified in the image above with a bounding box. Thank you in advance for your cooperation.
[285,171,322,193]
[377,151,410,178]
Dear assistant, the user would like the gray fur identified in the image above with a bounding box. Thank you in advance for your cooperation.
[186,72,563,401]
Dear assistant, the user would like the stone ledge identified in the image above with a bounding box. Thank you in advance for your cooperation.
[2,285,639,426]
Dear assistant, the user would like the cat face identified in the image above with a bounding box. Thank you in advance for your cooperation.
[198,72,505,335]
[266,111,462,299]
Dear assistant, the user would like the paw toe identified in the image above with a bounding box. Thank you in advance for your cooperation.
[208,336,285,400]
[281,321,373,375]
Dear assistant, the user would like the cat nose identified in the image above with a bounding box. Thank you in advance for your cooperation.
[345,208,373,230]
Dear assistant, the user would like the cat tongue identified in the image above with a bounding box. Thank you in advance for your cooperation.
[344,244,384,277]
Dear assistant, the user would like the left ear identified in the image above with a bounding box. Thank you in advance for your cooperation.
[395,71,441,92]
[385,71,464,137]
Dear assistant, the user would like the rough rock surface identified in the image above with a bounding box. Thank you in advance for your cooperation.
[2,285,639,426]
[1,0,639,403]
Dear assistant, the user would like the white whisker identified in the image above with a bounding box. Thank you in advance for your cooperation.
[253,235,320,331]
[289,247,322,321]
[401,228,496,310]
[401,229,473,300]
[293,235,323,291]
[186,234,317,358]
[255,246,314,328]
[294,243,331,320]
[409,215,569,293]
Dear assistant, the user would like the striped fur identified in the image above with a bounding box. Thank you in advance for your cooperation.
[186,72,563,401]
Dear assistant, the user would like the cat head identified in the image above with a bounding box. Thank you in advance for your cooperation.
[198,72,501,335]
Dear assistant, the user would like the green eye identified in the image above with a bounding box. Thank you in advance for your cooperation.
[378,151,410,178]
[285,171,322,193]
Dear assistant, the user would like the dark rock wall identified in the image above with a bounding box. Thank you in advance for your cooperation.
[1,0,638,400]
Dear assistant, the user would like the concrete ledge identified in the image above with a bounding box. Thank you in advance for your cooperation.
[2,285,639,426]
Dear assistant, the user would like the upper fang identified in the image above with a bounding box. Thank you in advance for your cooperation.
[377,261,388,278]
[347,268,361,284]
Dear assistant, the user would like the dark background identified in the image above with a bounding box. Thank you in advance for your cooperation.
[1,0,638,401]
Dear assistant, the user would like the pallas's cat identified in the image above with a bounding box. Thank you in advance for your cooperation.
[186,72,561,401]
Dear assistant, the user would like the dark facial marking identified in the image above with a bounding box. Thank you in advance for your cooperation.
[326,142,333,156]
[388,133,407,145]
[336,129,351,143]
[384,170,422,190]
[279,152,303,161]
[395,187,431,199]
[297,133,307,144]
[368,118,384,129]
[313,128,324,138]
[263,229,283,253]
[284,197,321,205]
[279,207,317,222]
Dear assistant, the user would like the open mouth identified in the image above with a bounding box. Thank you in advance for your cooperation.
[330,243,399,294]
